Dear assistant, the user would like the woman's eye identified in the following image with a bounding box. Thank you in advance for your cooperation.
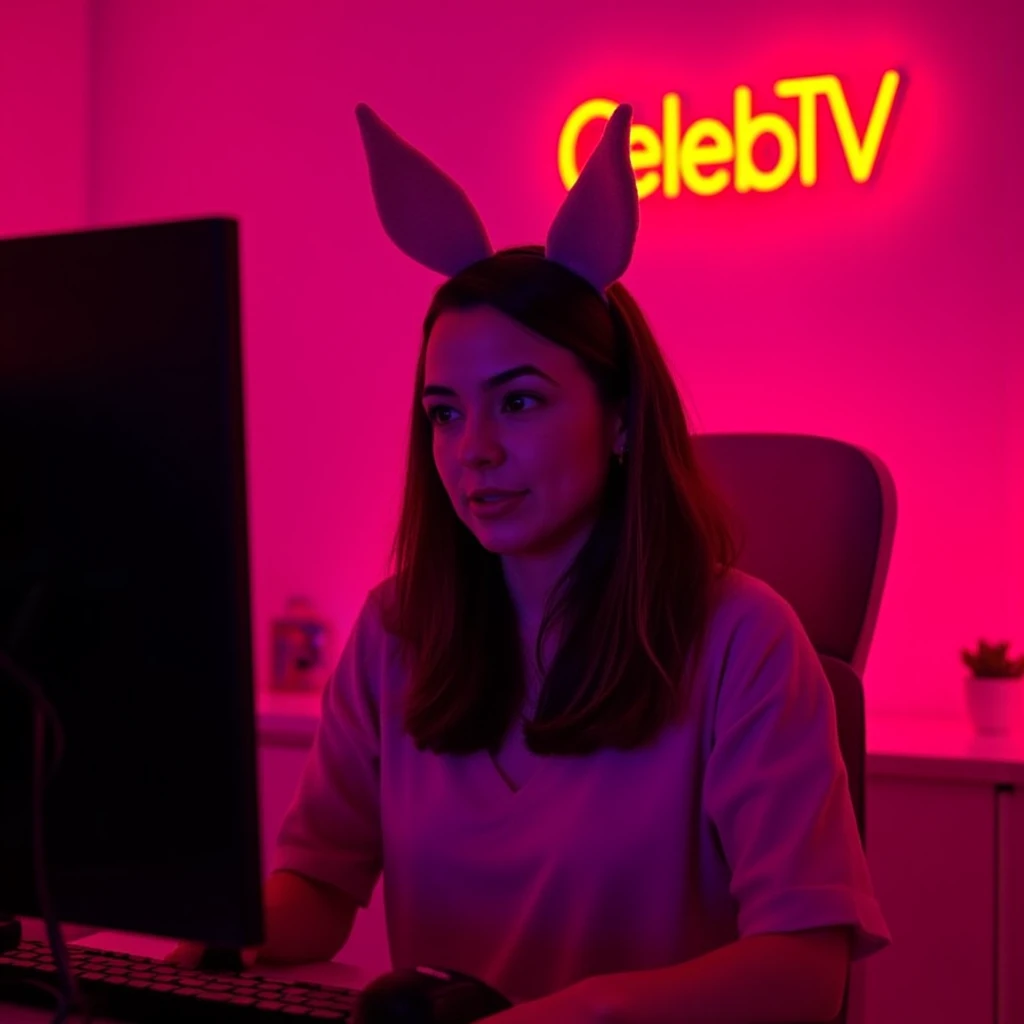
[426,393,542,427]
[503,392,542,413]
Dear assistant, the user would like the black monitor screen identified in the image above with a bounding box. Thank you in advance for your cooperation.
[0,217,262,948]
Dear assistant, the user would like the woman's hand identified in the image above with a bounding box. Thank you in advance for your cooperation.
[165,940,260,970]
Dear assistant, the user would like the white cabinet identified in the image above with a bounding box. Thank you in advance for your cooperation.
[1003,789,1024,1024]
[862,718,1024,1024]
[862,777,996,1023]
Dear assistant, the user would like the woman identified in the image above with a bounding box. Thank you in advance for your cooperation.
[176,104,891,1022]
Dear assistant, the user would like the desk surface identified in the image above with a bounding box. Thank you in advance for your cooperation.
[865,713,1024,784]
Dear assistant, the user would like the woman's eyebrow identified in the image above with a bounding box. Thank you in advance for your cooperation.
[422,364,559,399]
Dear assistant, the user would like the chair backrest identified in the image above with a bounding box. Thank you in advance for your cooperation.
[691,433,897,1024]
[691,433,898,677]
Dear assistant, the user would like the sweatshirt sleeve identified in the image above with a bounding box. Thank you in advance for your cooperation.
[269,590,385,908]
[702,585,892,961]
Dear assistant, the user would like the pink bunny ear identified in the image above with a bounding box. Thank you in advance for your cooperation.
[545,104,639,292]
[355,104,494,277]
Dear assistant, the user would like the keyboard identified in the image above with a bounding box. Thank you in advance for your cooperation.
[0,939,359,1021]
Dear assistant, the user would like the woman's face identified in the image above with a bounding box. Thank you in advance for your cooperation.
[422,305,624,561]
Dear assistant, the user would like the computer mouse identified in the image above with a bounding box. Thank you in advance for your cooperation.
[352,965,513,1024]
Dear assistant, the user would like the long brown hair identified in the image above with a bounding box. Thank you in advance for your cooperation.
[380,246,739,756]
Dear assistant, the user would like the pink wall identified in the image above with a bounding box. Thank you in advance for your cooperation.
[0,0,88,235]
[7,0,1023,716]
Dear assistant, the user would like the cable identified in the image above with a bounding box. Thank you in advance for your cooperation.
[0,647,94,1023]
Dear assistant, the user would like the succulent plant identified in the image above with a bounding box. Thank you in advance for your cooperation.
[962,639,1024,679]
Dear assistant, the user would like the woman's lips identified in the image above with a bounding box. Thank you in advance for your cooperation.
[467,491,528,519]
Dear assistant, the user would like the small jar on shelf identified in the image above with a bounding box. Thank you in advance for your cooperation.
[270,596,333,694]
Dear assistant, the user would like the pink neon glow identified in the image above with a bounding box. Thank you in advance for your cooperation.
[1,0,1020,725]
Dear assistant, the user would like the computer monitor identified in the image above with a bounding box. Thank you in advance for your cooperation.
[0,217,263,950]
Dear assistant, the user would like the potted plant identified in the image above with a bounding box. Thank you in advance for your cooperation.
[961,639,1024,736]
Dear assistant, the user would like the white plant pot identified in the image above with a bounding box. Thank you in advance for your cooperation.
[964,675,1024,736]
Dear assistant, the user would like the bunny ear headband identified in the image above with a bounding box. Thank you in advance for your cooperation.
[354,102,640,295]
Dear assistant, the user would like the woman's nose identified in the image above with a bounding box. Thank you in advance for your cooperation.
[457,412,504,466]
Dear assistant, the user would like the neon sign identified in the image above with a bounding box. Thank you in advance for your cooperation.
[558,71,901,197]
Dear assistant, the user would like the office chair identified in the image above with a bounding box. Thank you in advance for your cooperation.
[690,432,898,1024]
